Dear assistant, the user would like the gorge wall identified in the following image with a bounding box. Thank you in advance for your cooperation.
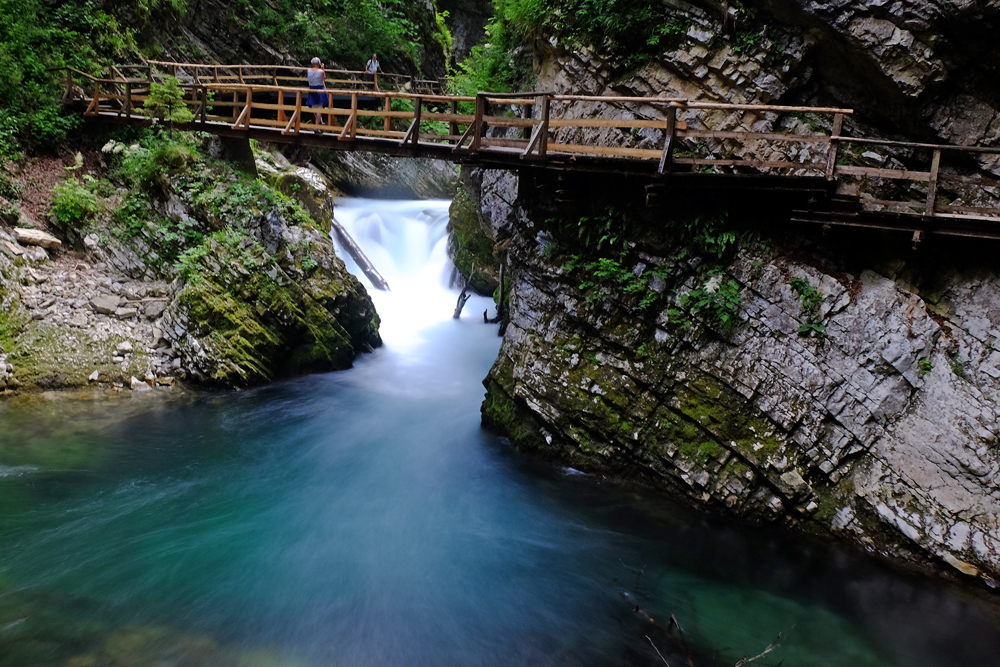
[447,0,1000,588]
[470,167,1000,590]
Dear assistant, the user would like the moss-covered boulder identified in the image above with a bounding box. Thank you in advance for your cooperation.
[161,226,380,386]
[447,172,499,295]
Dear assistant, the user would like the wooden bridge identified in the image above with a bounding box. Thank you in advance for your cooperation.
[61,61,1000,242]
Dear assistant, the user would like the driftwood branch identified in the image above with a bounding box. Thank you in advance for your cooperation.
[734,631,785,667]
[647,636,671,667]
[453,263,475,319]
[331,217,390,291]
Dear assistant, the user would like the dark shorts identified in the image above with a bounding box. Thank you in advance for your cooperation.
[307,87,328,107]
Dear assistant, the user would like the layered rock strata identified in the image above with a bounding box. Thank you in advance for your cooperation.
[478,170,1000,588]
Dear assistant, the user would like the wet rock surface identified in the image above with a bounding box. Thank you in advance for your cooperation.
[477,172,1000,588]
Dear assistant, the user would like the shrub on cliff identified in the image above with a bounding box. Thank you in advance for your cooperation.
[51,177,101,228]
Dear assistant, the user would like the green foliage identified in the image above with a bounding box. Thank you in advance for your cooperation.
[239,0,429,73]
[547,205,636,256]
[50,176,100,227]
[918,358,933,377]
[0,0,135,154]
[492,0,689,71]
[435,10,454,62]
[677,272,742,333]
[950,353,965,378]
[789,276,826,338]
[797,322,827,336]
[449,16,531,94]
[565,255,663,310]
[142,76,195,136]
[668,210,737,259]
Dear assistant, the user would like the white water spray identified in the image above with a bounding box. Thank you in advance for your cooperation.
[331,197,498,369]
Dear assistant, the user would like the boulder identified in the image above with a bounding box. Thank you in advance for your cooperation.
[130,376,151,392]
[14,228,61,249]
[89,294,120,315]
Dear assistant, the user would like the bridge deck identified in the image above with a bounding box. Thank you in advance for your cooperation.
[61,62,1000,242]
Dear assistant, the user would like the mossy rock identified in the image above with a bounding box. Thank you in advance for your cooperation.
[448,183,498,296]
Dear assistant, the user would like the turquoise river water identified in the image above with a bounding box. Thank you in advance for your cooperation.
[1,199,999,666]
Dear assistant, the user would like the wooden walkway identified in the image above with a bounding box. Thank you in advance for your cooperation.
[61,61,1000,241]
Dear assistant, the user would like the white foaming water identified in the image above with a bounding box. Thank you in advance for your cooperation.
[330,197,500,393]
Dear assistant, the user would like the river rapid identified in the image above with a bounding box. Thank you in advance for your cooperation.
[1,199,999,667]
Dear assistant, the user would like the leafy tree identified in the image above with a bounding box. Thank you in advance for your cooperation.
[141,76,194,137]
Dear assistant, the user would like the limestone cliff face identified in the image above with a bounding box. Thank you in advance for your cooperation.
[529,0,1000,176]
[476,169,1000,588]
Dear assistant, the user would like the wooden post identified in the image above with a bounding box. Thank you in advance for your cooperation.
[350,91,358,138]
[232,90,238,122]
[825,112,844,181]
[412,96,421,145]
[657,105,677,174]
[213,66,219,83]
[200,86,207,124]
[327,89,335,130]
[384,96,392,133]
[521,103,531,139]
[85,80,100,115]
[470,93,485,152]
[246,88,253,128]
[294,91,302,134]
[374,73,379,92]
[538,94,549,158]
[924,149,942,217]
[123,82,132,117]
[238,66,245,84]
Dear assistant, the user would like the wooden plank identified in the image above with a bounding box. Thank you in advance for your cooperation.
[281,110,299,134]
[834,164,932,182]
[938,204,1000,216]
[930,212,1000,223]
[538,94,549,158]
[547,143,661,159]
[384,96,392,133]
[658,105,676,174]
[549,95,686,103]
[674,157,827,170]
[826,113,843,181]
[294,91,302,134]
[231,99,251,130]
[837,136,1000,155]
[449,100,459,139]
[480,137,530,148]
[925,149,941,217]
[939,173,1000,186]
[548,118,688,130]
[470,94,485,152]
[480,115,536,128]
[679,128,826,143]
[453,123,475,152]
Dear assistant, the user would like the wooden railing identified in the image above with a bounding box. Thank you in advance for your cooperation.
[60,64,1000,234]
[143,60,444,94]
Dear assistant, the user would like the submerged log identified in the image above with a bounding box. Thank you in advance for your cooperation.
[330,217,390,291]
[453,263,475,319]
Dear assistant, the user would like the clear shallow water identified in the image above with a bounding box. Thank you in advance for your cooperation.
[1,200,999,667]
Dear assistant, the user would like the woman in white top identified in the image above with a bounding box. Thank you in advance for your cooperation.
[306,57,328,130]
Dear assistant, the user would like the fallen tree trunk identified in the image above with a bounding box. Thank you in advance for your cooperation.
[454,263,475,319]
[330,217,390,291]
